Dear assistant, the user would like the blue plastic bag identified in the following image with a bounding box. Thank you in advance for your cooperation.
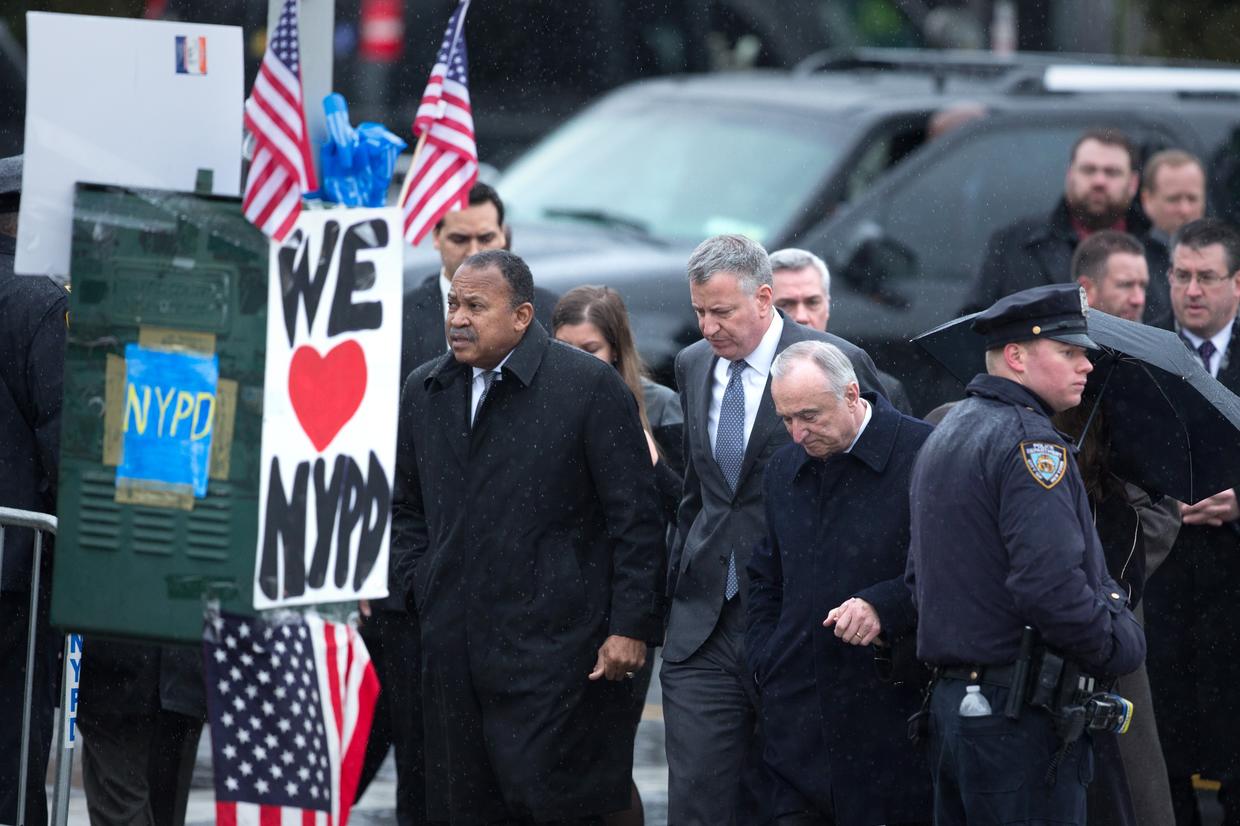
[319,93,407,207]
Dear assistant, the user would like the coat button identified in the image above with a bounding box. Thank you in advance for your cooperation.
[719,556,728,564]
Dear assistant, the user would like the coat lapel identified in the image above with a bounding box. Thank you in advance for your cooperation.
[1217,317,1240,393]
[425,354,471,468]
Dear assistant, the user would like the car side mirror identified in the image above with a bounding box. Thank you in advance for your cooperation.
[840,234,920,310]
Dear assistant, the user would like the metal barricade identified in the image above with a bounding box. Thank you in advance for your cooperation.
[0,506,72,826]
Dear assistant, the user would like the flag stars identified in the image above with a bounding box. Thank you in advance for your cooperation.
[257,671,271,685]
[214,649,227,663]
[232,696,245,712]
[230,667,242,681]
[261,700,275,716]
[239,761,253,777]
[255,779,269,795]
[225,776,239,791]
[277,718,291,733]
[222,744,236,760]
[265,733,278,749]
[253,745,268,761]
[285,781,298,796]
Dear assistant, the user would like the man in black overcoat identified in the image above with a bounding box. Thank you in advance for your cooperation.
[960,127,1147,314]
[0,153,66,826]
[392,249,664,825]
[747,340,932,825]
[359,182,557,824]
[1143,218,1240,824]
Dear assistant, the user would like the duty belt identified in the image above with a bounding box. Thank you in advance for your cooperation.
[938,664,1017,688]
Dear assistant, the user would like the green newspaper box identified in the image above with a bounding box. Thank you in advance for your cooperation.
[51,183,268,642]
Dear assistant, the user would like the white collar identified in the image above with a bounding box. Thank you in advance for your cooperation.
[472,349,514,381]
[1181,320,1234,360]
[844,398,872,454]
[739,312,784,375]
[439,271,453,316]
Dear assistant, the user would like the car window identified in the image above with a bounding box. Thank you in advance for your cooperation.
[500,101,845,245]
[844,115,930,202]
[877,122,1171,283]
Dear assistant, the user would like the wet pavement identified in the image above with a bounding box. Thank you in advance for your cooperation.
[58,658,670,826]
[53,655,1221,826]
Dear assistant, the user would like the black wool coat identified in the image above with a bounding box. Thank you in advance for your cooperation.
[747,393,933,825]
[1144,315,1240,779]
[960,198,1150,315]
[391,321,664,824]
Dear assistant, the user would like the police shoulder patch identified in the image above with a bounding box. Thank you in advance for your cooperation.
[1020,440,1068,489]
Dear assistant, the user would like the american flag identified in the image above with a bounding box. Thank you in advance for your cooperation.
[204,611,379,826]
[242,0,318,242]
[400,0,478,245]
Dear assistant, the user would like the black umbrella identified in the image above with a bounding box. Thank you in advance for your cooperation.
[912,310,1240,504]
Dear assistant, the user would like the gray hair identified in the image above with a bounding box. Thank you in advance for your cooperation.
[769,247,830,296]
[770,340,857,399]
[686,234,772,294]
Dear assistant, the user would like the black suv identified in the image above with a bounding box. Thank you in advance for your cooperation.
[404,52,1240,412]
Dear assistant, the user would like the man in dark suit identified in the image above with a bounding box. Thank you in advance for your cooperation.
[1142,218,1240,824]
[400,182,558,378]
[392,249,663,824]
[360,182,560,823]
[661,234,882,824]
[0,153,66,826]
[961,127,1147,314]
[747,340,933,826]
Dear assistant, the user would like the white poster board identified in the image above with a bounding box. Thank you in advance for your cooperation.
[17,12,243,278]
[254,208,402,609]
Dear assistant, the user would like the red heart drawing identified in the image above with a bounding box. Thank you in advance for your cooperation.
[288,341,368,452]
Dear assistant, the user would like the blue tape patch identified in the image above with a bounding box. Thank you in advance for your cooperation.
[117,345,219,498]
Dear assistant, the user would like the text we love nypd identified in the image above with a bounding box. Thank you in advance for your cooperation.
[255,208,403,609]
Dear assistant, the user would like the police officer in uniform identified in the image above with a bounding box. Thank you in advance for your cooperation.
[906,284,1146,825]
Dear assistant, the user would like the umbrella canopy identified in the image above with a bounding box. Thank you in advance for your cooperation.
[912,309,1240,504]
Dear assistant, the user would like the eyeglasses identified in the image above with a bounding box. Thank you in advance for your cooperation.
[1168,269,1235,287]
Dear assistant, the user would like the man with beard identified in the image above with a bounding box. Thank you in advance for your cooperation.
[962,128,1147,314]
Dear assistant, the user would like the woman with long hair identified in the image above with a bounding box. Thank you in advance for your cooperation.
[552,285,681,826]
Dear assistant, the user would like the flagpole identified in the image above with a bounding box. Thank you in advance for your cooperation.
[396,130,429,207]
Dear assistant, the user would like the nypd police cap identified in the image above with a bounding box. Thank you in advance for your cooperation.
[971,283,1098,350]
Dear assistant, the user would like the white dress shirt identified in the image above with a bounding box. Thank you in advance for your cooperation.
[470,350,513,425]
[1182,322,1234,378]
[439,272,453,321]
[708,313,784,452]
[844,398,873,454]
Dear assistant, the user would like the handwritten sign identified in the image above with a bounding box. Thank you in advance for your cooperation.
[117,345,218,498]
[254,208,402,609]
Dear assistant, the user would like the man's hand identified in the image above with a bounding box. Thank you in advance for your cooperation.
[823,597,882,646]
[1181,488,1240,527]
[359,599,372,618]
[588,635,646,681]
